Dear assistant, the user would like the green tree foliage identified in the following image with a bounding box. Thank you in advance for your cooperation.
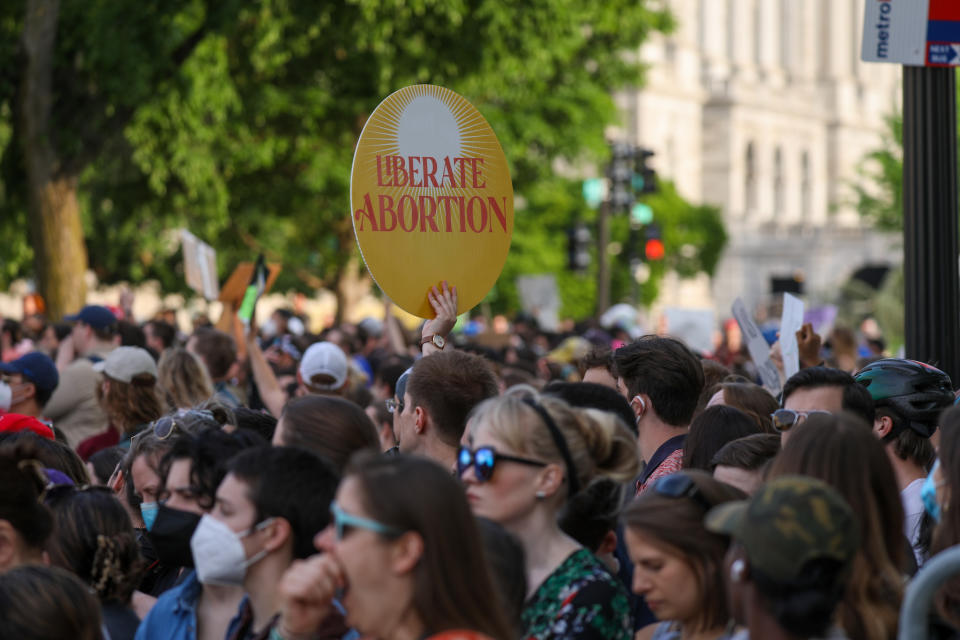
[0,1,724,319]
[854,71,960,230]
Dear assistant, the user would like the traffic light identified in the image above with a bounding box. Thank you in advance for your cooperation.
[567,223,592,272]
[634,148,657,195]
[644,223,664,261]
[582,178,605,209]
[630,203,653,227]
[607,142,636,213]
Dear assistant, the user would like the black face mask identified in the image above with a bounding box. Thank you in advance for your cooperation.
[146,504,202,568]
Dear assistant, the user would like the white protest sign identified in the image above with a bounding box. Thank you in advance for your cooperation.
[181,230,219,301]
[780,293,805,380]
[731,298,781,394]
[663,308,715,355]
[516,275,560,332]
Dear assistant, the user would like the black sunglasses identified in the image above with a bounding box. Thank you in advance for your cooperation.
[457,445,547,483]
[652,473,713,511]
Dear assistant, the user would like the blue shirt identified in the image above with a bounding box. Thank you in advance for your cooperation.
[134,571,202,640]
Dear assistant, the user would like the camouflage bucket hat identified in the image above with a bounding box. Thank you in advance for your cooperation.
[705,475,859,583]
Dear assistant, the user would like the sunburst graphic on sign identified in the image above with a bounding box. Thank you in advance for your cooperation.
[351,85,514,318]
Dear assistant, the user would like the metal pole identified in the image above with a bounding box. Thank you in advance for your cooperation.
[898,546,960,640]
[902,66,959,382]
[596,198,611,318]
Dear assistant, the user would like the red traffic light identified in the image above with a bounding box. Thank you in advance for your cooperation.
[645,238,665,261]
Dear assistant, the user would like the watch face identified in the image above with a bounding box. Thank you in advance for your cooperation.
[434,335,445,348]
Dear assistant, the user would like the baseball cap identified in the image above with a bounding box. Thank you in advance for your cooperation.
[705,475,859,583]
[64,305,119,330]
[0,352,59,393]
[93,347,158,383]
[299,342,348,390]
[358,317,384,339]
[0,413,55,440]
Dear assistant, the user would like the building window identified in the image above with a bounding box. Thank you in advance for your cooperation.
[774,146,784,217]
[745,142,757,214]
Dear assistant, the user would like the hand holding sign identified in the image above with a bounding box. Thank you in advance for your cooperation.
[422,281,458,355]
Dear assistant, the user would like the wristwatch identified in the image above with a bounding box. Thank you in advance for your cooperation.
[420,334,446,350]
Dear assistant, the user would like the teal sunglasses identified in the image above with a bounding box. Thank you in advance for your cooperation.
[330,501,404,540]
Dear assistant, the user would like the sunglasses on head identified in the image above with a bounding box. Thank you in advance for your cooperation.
[770,409,831,433]
[652,473,713,511]
[138,409,217,442]
[330,501,404,540]
[456,445,547,483]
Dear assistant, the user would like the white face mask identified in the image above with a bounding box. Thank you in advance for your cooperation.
[190,514,274,586]
[0,381,11,412]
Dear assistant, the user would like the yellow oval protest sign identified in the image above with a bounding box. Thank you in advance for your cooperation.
[351,85,513,318]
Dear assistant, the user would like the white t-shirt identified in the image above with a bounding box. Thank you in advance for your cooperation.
[901,477,925,567]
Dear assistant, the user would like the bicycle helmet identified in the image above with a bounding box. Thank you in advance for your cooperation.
[854,358,954,438]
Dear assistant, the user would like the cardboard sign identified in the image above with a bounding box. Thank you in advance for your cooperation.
[181,230,219,300]
[732,298,781,394]
[218,262,282,307]
[351,85,514,318]
[861,0,960,67]
[780,293,805,380]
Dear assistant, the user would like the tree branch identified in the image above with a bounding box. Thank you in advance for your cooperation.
[58,5,218,176]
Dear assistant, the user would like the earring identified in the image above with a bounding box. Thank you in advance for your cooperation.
[535,491,546,499]
[730,559,746,583]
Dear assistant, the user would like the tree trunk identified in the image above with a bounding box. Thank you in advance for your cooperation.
[20,0,88,321]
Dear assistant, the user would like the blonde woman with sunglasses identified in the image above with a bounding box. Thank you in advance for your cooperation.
[459,392,639,640]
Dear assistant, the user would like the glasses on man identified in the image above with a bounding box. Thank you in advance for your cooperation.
[770,409,831,433]
[456,445,548,483]
[330,501,404,540]
[651,472,714,511]
[386,398,403,414]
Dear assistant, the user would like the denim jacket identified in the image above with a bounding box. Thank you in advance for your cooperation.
[134,571,202,640]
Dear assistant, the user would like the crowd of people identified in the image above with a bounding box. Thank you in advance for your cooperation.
[2,286,960,640]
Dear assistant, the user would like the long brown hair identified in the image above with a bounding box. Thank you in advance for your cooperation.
[932,405,960,626]
[349,454,515,640]
[46,486,143,604]
[769,412,904,640]
[98,373,163,432]
[622,470,745,633]
[158,347,213,410]
[0,566,102,640]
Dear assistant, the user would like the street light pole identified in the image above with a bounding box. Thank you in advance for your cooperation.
[595,198,611,318]
[902,66,959,381]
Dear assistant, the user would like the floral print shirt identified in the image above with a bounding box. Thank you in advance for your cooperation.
[521,548,631,640]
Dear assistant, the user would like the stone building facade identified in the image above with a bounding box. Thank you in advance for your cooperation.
[617,0,902,313]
